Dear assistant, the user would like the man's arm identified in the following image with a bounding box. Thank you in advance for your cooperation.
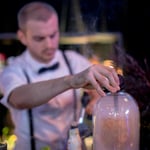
[9,64,120,109]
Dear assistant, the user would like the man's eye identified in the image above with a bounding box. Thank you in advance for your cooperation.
[34,37,44,41]
[50,34,55,38]
[50,32,57,38]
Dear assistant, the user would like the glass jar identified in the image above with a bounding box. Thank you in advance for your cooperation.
[93,91,140,150]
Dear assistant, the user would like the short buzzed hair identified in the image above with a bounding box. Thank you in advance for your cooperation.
[17,1,58,31]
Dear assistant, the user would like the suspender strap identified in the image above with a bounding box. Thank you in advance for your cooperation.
[62,50,77,122]
[23,69,36,150]
[22,50,77,150]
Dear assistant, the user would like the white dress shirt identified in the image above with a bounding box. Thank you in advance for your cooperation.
[0,49,91,150]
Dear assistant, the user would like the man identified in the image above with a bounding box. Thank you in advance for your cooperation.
[0,2,120,150]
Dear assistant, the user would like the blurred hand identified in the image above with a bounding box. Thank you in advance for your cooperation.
[83,89,100,115]
[71,64,120,97]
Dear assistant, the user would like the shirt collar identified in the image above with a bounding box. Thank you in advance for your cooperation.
[24,49,60,73]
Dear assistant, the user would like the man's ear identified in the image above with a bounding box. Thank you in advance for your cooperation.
[17,30,27,46]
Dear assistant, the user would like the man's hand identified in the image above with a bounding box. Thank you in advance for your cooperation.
[71,64,120,97]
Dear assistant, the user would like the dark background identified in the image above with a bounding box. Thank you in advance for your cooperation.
[0,0,149,69]
[0,0,127,32]
[0,1,150,149]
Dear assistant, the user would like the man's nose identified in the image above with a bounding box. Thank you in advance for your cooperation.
[45,37,53,48]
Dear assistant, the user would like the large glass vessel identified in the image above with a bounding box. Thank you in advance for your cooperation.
[93,91,140,150]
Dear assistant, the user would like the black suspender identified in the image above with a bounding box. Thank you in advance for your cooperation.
[23,69,36,150]
[62,51,77,122]
[23,50,77,150]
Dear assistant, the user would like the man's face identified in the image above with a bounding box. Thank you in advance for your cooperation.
[20,14,60,63]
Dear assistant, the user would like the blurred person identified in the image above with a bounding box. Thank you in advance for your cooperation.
[112,45,150,150]
[0,2,120,150]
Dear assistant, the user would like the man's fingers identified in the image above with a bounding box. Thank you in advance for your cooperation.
[80,64,120,95]
[108,67,120,85]
[87,74,106,96]
[94,70,119,93]
[97,65,120,91]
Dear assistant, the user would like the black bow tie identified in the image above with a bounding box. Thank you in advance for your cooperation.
[38,62,59,74]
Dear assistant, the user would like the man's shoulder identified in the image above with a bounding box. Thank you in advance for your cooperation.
[61,49,85,58]
[60,49,91,67]
[2,52,26,75]
[7,56,24,68]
